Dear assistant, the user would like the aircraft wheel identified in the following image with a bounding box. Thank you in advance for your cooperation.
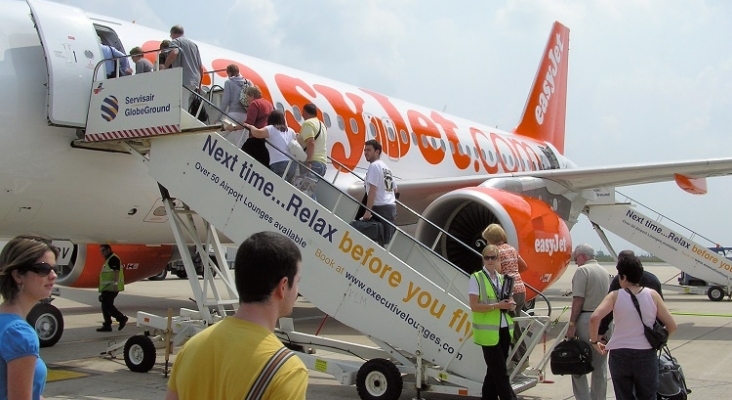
[707,286,725,302]
[124,335,156,373]
[148,268,168,281]
[356,358,402,400]
[175,271,187,279]
[27,303,64,348]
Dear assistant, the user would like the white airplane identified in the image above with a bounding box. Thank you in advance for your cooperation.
[3,0,732,298]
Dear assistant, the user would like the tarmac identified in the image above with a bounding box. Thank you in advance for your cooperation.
[40,263,732,399]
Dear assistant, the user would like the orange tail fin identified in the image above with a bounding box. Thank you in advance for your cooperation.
[513,22,570,154]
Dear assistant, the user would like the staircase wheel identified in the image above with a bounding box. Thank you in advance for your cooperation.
[356,358,403,400]
[124,335,156,373]
[707,286,725,302]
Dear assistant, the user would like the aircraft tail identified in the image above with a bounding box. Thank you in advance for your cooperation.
[513,22,570,154]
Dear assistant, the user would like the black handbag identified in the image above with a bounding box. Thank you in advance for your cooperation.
[550,338,594,375]
[657,346,691,400]
[627,289,668,350]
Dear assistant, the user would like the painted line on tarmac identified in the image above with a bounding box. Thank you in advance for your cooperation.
[672,311,732,318]
[47,368,90,382]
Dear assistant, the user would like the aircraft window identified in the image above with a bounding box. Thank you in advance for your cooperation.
[411,132,417,144]
[440,140,446,151]
[338,116,345,131]
[388,126,396,141]
[293,106,302,121]
[400,129,408,144]
[449,142,455,154]
[457,145,463,155]
[521,158,526,170]
[465,144,471,156]
[350,118,358,134]
[481,149,487,160]
[488,150,495,163]
[369,122,377,138]
[502,153,507,165]
[275,102,285,113]
[421,135,428,148]
[473,147,479,158]
[430,137,437,149]
[323,113,332,128]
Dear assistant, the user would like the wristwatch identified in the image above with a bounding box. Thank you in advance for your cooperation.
[568,321,575,327]
[590,339,600,344]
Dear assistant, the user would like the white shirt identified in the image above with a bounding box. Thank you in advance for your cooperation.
[264,126,296,165]
[365,159,396,206]
[468,268,509,328]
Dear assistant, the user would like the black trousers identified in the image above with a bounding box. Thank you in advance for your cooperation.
[100,291,125,326]
[481,327,517,400]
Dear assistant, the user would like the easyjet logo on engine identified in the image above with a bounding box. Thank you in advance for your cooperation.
[534,33,564,125]
[534,234,568,256]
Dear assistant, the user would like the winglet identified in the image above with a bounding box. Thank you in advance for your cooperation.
[513,22,570,154]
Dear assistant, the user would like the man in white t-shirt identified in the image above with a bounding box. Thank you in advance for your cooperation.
[361,139,397,244]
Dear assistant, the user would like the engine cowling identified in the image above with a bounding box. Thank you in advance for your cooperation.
[414,187,572,297]
[53,243,174,288]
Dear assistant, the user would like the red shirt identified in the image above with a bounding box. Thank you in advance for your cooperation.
[244,98,274,128]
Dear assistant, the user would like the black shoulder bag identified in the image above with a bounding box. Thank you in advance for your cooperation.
[626,288,668,350]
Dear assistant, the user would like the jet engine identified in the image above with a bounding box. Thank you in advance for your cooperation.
[53,242,174,288]
[414,186,572,296]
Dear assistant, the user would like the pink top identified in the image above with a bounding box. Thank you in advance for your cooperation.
[498,243,525,294]
[606,288,657,350]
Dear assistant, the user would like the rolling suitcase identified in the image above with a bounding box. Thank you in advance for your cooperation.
[350,220,385,246]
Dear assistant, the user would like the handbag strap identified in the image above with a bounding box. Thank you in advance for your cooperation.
[626,288,651,329]
[244,346,295,400]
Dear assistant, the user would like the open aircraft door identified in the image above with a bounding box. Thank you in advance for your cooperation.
[26,0,103,128]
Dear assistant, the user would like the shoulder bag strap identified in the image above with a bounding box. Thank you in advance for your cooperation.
[626,288,649,328]
[303,122,322,151]
[244,346,295,400]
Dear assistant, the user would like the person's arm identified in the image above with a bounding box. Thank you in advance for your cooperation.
[243,123,269,139]
[163,48,179,69]
[362,183,377,220]
[566,296,585,338]
[302,137,315,166]
[7,355,37,400]
[517,256,528,272]
[164,389,179,400]
[653,290,677,337]
[221,81,233,114]
[590,291,617,353]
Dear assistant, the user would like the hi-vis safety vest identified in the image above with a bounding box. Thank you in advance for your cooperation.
[472,270,513,346]
[99,254,124,292]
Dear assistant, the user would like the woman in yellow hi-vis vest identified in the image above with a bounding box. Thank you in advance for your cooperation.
[97,244,128,332]
[469,244,517,400]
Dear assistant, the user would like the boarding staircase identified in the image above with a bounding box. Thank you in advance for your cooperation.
[80,68,556,397]
[584,193,732,300]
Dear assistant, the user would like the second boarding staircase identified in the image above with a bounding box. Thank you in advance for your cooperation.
[82,69,553,397]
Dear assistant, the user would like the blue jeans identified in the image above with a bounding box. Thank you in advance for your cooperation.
[270,161,296,183]
[608,348,658,400]
[308,161,326,177]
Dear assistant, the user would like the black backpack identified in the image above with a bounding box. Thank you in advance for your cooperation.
[657,346,691,400]
[188,96,208,123]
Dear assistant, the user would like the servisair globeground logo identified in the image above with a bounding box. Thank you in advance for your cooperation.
[101,96,119,121]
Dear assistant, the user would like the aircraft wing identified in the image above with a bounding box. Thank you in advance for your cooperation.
[385,157,732,208]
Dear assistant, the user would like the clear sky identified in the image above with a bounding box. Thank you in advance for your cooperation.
[60,0,732,258]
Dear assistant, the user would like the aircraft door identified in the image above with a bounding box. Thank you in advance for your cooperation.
[27,0,103,128]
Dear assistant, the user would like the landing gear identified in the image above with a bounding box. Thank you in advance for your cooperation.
[356,358,403,400]
[148,268,168,281]
[27,301,64,348]
[124,335,157,373]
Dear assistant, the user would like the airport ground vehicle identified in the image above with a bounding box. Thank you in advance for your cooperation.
[674,246,732,301]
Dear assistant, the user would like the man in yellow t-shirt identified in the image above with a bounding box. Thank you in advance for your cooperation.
[297,103,328,177]
[165,232,307,400]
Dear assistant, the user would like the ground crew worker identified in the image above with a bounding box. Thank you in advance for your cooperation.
[96,244,128,332]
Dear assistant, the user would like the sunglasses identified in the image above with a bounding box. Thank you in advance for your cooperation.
[483,255,498,261]
[24,262,58,277]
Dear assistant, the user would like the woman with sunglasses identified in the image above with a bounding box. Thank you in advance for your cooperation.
[0,235,59,400]
[469,244,517,400]
[482,223,529,369]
